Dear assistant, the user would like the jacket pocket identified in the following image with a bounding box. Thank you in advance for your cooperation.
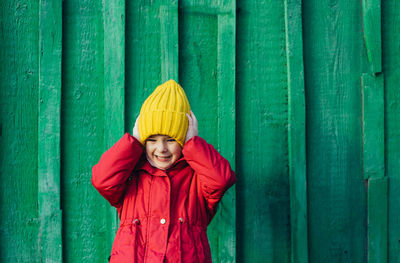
[111,219,143,261]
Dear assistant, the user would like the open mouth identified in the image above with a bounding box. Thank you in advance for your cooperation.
[155,155,172,162]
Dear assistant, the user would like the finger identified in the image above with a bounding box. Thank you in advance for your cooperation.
[186,113,192,127]
[190,111,198,127]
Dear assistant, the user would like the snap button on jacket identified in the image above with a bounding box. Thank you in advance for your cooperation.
[92,133,236,263]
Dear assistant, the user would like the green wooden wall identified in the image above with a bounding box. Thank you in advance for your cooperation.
[0,0,399,262]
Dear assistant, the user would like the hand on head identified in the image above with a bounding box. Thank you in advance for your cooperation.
[185,111,198,143]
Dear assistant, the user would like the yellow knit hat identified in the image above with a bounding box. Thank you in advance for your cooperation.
[139,80,191,146]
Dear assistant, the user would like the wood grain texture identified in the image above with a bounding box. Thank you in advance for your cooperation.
[362,72,386,263]
[367,177,388,263]
[236,1,290,262]
[214,2,236,262]
[284,0,308,262]
[125,0,167,130]
[160,2,179,82]
[362,73,384,179]
[382,1,400,262]
[61,0,106,261]
[179,1,236,261]
[362,0,382,73]
[103,0,125,253]
[103,0,125,149]
[2,0,400,261]
[179,2,218,147]
[303,0,366,261]
[0,1,40,261]
[38,0,63,261]
[179,0,233,15]
[362,1,387,262]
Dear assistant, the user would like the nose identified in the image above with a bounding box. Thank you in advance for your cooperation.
[156,141,168,152]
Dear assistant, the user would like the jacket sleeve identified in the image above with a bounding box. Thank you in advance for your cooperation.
[182,136,236,215]
[92,133,143,207]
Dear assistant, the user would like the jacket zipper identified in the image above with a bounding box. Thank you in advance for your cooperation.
[143,175,154,263]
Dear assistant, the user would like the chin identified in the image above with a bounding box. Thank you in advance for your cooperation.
[155,162,173,170]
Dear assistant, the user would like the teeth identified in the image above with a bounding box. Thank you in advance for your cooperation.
[156,155,170,159]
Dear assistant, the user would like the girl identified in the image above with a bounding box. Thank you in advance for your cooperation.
[92,80,236,262]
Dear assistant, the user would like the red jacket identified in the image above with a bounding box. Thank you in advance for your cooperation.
[92,133,236,263]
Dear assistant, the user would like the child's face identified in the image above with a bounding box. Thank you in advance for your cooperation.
[145,135,182,170]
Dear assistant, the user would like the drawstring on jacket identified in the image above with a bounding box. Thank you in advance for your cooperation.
[178,218,183,263]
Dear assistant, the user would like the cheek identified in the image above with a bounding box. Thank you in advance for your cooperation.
[171,146,182,159]
[145,144,154,155]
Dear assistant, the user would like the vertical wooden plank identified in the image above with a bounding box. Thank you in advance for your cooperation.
[126,0,180,132]
[214,2,236,262]
[303,0,366,261]
[368,177,388,263]
[103,0,125,148]
[362,73,384,180]
[0,1,40,261]
[236,0,291,262]
[103,0,125,254]
[160,2,179,82]
[125,1,163,130]
[284,0,308,262]
[362,74,387,263]
[179,1,236,261]
[61,0,106,261]
[38,0,63,261]
[362,0,382,73]
[361,0,386,261]
[381,1,400,262]
[179,2,219,146]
